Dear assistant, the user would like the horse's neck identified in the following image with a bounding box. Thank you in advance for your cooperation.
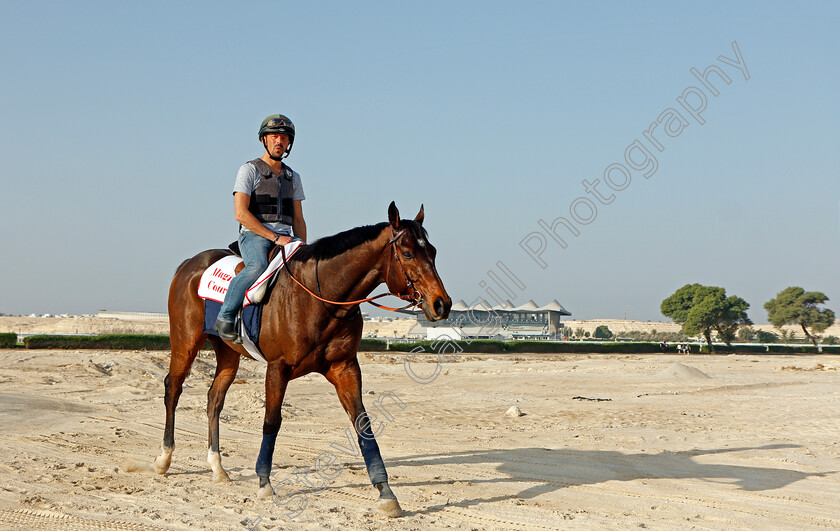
[311,232,389,303]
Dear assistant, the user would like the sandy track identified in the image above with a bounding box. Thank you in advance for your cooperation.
[0,349,838,530]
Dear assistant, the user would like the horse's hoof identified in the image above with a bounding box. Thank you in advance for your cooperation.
[378,498,403,518]
[153,447,173,474]
[257,484,274,498]
[207,450,229,483]
[152,456,171,475]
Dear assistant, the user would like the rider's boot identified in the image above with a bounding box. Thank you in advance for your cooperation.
[213,319,238,342]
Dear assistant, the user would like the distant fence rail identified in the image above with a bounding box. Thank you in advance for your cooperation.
[96,311,168,321]
[3,334,838,354]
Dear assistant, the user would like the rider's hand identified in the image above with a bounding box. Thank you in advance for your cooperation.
[272,234,293,246]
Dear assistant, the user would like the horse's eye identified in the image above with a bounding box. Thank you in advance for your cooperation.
[402,251,413,259]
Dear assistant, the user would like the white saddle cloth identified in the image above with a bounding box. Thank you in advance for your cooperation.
[197,240,303,306]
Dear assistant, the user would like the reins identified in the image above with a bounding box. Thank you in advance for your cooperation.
[315,258,359,320]
[278,227,422,315]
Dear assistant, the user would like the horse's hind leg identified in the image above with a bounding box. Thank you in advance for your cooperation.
[153,332,204,474]
[325,359,403,518]
[206,338,241,483]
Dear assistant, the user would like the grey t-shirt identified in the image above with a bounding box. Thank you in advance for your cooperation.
[233,161,305,235]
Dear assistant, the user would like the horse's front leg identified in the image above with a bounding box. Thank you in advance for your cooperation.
[325,359,403,518]
[256,361,290,498]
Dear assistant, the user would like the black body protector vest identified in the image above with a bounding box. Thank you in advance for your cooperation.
[247,158,295,226]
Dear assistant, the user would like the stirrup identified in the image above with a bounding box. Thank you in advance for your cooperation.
[233,314,244,344]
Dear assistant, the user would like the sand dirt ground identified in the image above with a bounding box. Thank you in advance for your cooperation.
[0,349,838,530]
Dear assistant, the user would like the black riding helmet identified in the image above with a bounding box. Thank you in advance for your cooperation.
[259,114,295,160]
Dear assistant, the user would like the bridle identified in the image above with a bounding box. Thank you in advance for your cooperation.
[278,226,423,317]
[382,227,423,307]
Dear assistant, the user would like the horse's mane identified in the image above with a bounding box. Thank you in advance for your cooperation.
[291,222,388,262]
[291,220,428,263]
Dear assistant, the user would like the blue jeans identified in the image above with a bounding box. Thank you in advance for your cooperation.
[217,231,276,323]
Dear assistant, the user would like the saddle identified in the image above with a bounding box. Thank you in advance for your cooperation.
[228,241,285,261]
[198,239,304,362]
[199,240,303,307]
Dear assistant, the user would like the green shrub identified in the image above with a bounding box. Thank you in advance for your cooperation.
[755,330,779,343]
[359,338,388,351]
[734,345,776,353]
[506,341,660,354]
[0,333,18,348]
[449,340,507,353]
[621,330,690,342]
[696,344,837,354]
[507,340,574,353]
[766,344,821,354]
[693,345,771,354]
[365,340,701,355]
[593,325,613,339]
[25,333,834,355]
[384,340,508,354]
[737,327,756,342]
[24,334,172,350]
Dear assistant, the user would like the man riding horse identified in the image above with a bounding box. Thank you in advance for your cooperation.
[155,201,451,518]
[214,114,308,341]
[150,112,452,518]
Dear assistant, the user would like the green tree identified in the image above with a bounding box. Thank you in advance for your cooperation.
[779,329,796,343]
[765,287,835,348]
[593,325,613,339]
[737,326,756,342]
[754,330,779,343]
[661,284,752,353]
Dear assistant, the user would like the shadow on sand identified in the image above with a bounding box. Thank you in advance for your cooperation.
[374,444,834,513]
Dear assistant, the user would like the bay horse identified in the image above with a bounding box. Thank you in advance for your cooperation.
[152,202,450,517]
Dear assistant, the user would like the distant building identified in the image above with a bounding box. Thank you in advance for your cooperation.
[413,299,571,340]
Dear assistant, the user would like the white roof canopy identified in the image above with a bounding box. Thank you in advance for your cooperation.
[418,298,570,315]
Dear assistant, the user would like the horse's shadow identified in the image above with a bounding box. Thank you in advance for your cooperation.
[379,444,833,512]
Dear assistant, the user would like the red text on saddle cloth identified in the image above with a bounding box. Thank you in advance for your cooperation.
[197,241,303,306]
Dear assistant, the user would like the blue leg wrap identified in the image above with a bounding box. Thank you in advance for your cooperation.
[256,432,278,479]
[358,430,388,485]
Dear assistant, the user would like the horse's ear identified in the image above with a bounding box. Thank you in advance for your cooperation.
[388,201,400,229]
[414,204,424,226]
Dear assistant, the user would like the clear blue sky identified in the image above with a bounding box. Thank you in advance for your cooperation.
[1,1,837,322]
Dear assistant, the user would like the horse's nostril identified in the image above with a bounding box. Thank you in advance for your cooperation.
[434,297,447,317]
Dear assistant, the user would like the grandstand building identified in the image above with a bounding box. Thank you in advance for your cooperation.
[413,299,571,340]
